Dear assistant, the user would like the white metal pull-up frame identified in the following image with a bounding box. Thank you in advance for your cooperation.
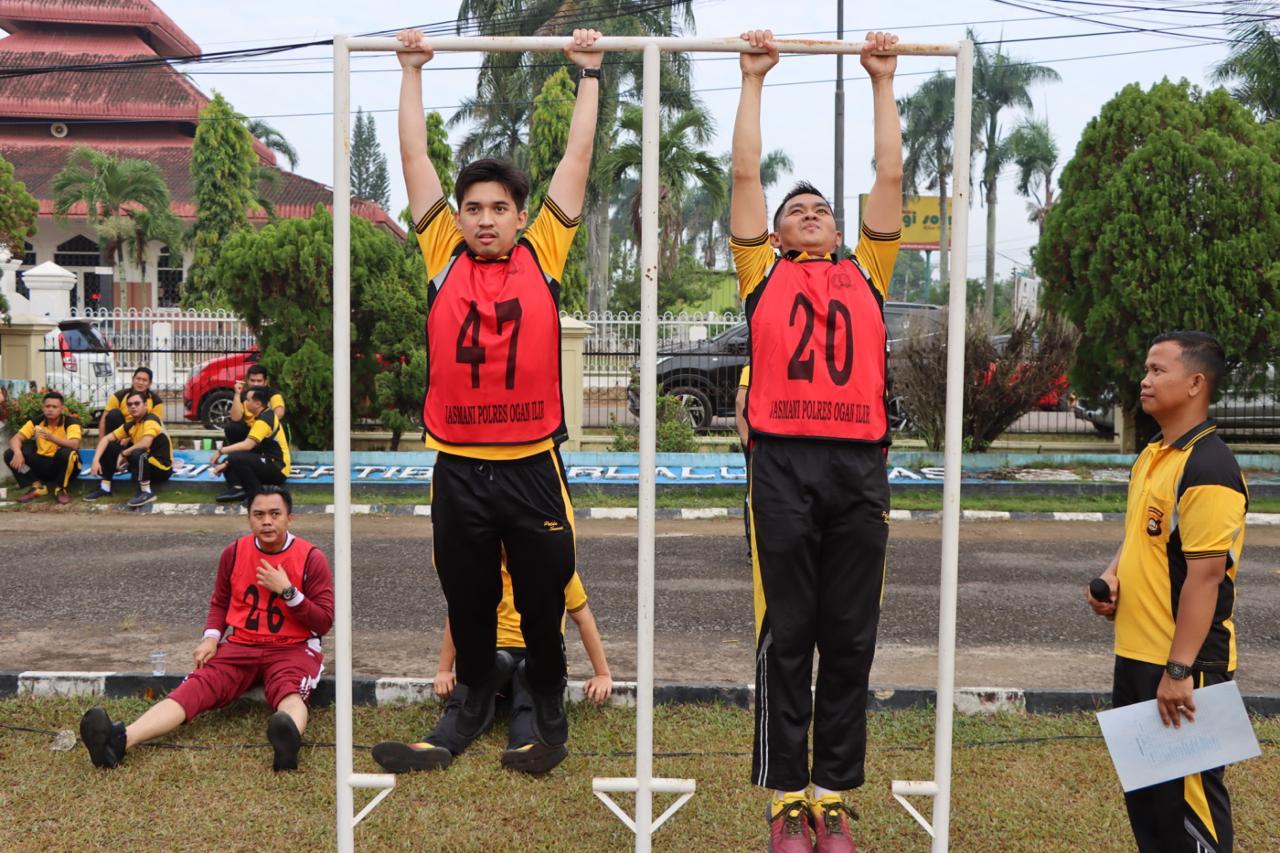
[331,33,973,853]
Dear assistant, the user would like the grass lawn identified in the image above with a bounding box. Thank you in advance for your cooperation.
[2,698,1276,850]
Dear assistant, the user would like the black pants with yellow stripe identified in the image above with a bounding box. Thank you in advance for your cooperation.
[1113,657,1233,852]
[5,441,78,489]
[748,437,889,792]
[430,450,575,695]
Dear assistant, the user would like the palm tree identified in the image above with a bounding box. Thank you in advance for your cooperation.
[1210,2,1280,122]
[606,103,725,274]
[245,118,299,170]
[453,0,697,312]
[1005,116,1058,237]
[971,30,1059,324]
[122,207,185,289]
[51,146,172,310]
[682,149,792,269]
[899,71,959,288]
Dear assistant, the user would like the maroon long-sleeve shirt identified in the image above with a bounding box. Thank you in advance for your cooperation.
[203,534,335,642]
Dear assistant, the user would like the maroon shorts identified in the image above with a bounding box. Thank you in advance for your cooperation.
[167,641,324,722]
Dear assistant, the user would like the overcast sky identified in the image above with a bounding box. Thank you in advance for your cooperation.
[166,0,1244,280]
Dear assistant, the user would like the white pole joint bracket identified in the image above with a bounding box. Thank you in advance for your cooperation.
[592,777,696,835]
[891,780,939,838]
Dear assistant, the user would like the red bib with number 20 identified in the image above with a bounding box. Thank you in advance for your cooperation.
[226,535,315,645]
[747,257,888,442]
[423,241,564,445]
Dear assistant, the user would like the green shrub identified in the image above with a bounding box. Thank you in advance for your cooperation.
[608,395,697,453]
[0,387,91,431]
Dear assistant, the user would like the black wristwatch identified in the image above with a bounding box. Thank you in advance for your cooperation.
[1165,659,1193,680]
[579,67,603,81]
[281,585,298,602]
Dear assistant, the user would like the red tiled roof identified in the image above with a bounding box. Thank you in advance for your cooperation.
[0,31,208,121]
[0,141,405,237]
[0,0,200,57]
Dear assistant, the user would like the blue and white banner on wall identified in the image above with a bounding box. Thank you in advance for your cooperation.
[76,450,964,487]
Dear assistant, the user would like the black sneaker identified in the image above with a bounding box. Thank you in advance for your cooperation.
[371,741,453,773]
[81,487,112,502]
[500,741,569,775]
[215,489,247,503]
[267,711,302,772]
[126,491,157,509]
[80,707,127,768]
[516,660,568,748]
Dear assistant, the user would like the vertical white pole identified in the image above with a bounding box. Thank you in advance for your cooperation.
[931,39,974,853]
[332,34,355,853]
[634,40,661,853]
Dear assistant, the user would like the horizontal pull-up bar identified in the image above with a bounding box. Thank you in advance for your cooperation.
[342,35,962,57]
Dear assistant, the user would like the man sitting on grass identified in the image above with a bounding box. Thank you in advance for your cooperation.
[372,562,612,775]
[4,390,81,504]
[80,486,333,772]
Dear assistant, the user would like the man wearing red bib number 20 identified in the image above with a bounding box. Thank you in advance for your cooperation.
[372,28,603,775]
[79,487,334,772]
[731,29,903,852]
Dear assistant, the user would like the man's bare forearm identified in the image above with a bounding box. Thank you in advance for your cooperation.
[398,67,428,163]
[870,76,902,183]
[731,75,765,182]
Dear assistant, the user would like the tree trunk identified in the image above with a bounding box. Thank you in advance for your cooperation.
[983,177,997,325]
[586,203,611,314]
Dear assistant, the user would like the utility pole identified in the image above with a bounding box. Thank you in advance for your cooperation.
[834,0,845,247]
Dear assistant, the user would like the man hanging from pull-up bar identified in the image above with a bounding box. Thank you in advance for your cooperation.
[372,27,603,777]
[731,29,903,853]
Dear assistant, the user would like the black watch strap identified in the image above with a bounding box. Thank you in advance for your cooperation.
[579,67,603,81]
[281,585,298,602]
[1165,660,1193,680]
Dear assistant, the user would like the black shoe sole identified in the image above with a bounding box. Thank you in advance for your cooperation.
[80,707,119,768]
[371,741,452,773]
[267,712,301,772]
[215,492,247,503]
[500,742,568,775]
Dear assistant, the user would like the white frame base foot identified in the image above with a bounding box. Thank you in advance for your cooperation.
[891,779,938,838]
[592,777,696,835]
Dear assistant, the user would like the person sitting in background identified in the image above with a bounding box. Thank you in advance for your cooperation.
[5,390,81,504]
[99,367,163,437]
[225,364,286,445]
[84,390,173,508]
[79,487,333,773]
[373,562,611,776]
[212,387,290,506]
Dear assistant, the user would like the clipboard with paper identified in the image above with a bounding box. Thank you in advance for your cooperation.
[1096,680,1262,792]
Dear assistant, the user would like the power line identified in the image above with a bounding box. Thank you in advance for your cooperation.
[0,37,1224,128]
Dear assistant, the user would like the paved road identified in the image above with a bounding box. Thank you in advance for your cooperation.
[3,514,1278,691]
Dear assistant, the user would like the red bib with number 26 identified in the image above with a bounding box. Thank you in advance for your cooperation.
[226,535,315,645]
[747,257,888,443]
[423,241,564,445]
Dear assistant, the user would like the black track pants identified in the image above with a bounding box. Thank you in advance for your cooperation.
[1113,656,1234,852]
[430,450,575,694]
[748,437,890,792]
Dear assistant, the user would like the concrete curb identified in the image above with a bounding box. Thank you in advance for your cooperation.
[9,501,1280,525]
[5,672,1279,715]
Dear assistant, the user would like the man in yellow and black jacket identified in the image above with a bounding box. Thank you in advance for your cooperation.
[84,390,173,509]
[210,387,289,507]
[729,29,902,850]
[1088,331,1246,853]
[371,26,604,765]
[99,367,164,436]
[5,390,81,504]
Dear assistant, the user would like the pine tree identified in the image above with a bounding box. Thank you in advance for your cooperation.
[1037,80,1280,445]
[187,92,257,306]
[351,109,390,209]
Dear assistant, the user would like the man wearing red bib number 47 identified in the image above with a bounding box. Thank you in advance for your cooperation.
[79,487,333,772]
[372,27,603,773]
[731,30,903,852]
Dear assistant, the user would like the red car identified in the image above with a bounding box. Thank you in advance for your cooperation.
[184,350,261,428]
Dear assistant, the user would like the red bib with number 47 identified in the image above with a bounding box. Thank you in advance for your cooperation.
[226,535,315,645]
[423,241,564,445]
[747,256,888,443]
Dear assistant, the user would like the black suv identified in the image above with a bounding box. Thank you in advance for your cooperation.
[628,302,943,429]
